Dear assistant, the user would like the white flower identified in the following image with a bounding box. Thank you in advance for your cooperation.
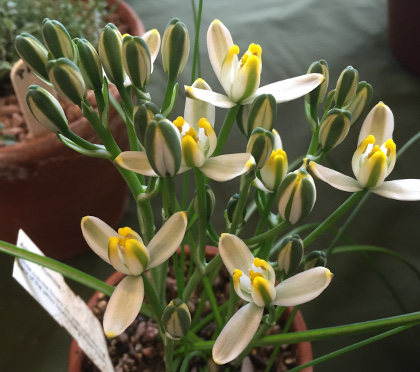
[81,212,187,337]
[213,234,333,364]
[309,102,420,200]
[185,20,324,109]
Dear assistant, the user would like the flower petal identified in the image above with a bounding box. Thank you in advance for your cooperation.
[357,102,394,147]
[147,212,188,268]
[272,267,333,306]
[219,233,254,275]
[142,29,161,65]
[253,176,273,193]
[213,303,263,365]
[242,73,324,105]
[185,86,236,109]
[309,161,362,192]
[115,151,158,176]
[81,216,117,264]
[207,19,235,81]
[184,78,215,129]
[103,275,144,338]
[371,179,420,200]
[200,153,254,182]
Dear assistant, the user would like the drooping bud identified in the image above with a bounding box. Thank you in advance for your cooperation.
[41,19,76,60]
[305,60,329,106]
[162,299,191,340]
[122,34,151,90]
[334,66,359,108]
[76,38,103,92]
[278,159,316,224]
[226,193,246,224]
[246,128,274,169]
[194,184,216,222]
[184,78,215,130]
[15,33,49,82]
[303,251,327,270]
[240,94,277,136]
[346,81,373,126]
[133,101,160,145]
[318,108,352,152]
[98,23,125,86]
[46,58,86,105]
[162,18,190,79]
[26,85,69,134]
[277,234,304,276]
[144,114,182,177]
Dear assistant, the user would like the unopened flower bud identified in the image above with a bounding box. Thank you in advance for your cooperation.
[162,18,190,78]
[133,101,160,144]
[346,81,373,126]
[41,19,76,60]
[98,23,126,86]
[305,60,329,106]
[144,114,182,177]
[277,234,304,276]
[226,193,246,224]
[15,33,49,81]
[278,159,316,224]
[240,94,277,137]
[46,58,86,105]
[318,108,352,152]
[246,128,274,169]
[334,66,359,108]
[76,38,103,92]
[303,250,327,270]
[122,34,151,90]
[194,184,216,222]
[162,299,191,340]
[26,85,69,134]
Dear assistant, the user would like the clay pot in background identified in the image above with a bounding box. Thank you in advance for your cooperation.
[0,0,144,259]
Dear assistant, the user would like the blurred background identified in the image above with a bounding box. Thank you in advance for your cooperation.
[1,0,420,370]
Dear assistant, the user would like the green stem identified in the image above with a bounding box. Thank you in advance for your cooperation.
[202,276,223,329]
[193,168,207,272]
[229,172,254,235]
[141,272,165,330]
[165,339,174,372]
[190,0,203,84]
[254,192,275,236]
[286,325,417,372]
[303,190,367,248]
[213,105,240,156]
[397,129,420,159]
[162,75,177,114]
[306,129,319,156]
[244,220,291,247]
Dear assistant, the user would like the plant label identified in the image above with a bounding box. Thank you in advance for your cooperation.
[12,230,113,372]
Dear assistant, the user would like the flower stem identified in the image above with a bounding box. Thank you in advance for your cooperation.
[243,220,291,247]
[213,105,241,157]
[162,75,177,115]
[193,168,207,272]
[190,0,203,84]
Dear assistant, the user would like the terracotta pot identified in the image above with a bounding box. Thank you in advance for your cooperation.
[0,0,144,259]
[388,0,420,76]
[69,248,313,371]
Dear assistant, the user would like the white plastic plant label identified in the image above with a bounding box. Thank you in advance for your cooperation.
[12,230,113,372]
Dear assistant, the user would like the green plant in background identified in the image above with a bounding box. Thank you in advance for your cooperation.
[0,0,108,83]
[2,1,420,370]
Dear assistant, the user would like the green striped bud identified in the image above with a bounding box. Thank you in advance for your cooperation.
[334,66,359,108]
[226,193,246,224]
[98,23,126,86]
[26,85,69,134]
[15,33,49,82]
[277,234,304,276]
[278,159,316,224]
[133,101,160,145]
[318,108,352,152]
[246,128,274,169]
[242,94,277,137]
[144,114,181,177]
[346,81,373,126]
[305,60,329,106]
[122,34,151,90]
[41,19,76,60]
[76,38,103,92]
[194,184,216,222]
[303,250,327,270]
[162,18,190,78]
[162,299,191,340]
[46,58,86,105]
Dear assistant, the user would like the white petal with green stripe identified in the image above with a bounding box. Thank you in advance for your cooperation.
[41,19,75,60]
[122,35,151,89]
[251,276,276,307]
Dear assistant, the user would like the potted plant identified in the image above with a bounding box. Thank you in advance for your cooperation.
[0,0,144,259]
[1,3,420,371]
